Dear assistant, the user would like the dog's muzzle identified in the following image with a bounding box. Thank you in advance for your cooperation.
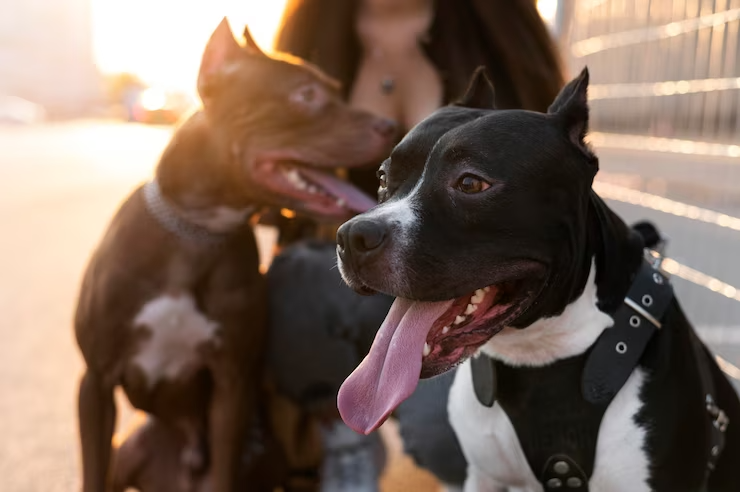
[336,217,392,295]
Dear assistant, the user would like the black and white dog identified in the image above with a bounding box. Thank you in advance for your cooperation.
[334,68,740,491]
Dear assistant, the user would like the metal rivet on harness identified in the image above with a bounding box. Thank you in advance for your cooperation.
[629,315,641,327]
[546,478,563,489]
[653,272,663,284]
[641,294,653,307]
[615,342,628,354]
[711,445,720,457]
[566,477,583,488]
[553,461,570,474]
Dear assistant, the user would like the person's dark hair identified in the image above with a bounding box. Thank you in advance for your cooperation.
[275,0,565,113]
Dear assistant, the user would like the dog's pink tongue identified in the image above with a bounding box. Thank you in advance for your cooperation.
[299,167,377,212]
[338,297,454,434]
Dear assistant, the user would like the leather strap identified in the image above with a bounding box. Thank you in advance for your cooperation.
[582,261,673,404]
[471,354,496,408]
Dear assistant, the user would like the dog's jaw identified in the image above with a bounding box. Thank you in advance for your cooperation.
[336,267,544,435]
[480,260,613,367]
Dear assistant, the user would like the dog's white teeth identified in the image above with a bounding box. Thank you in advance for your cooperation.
[442,325,450,334]
[423,343,431,357]
[284,169,310,191]
[454,315,466,325]
[484,286,491,292]
[307,185,318,194]
[465,303,477,315]
[336,198,346,208]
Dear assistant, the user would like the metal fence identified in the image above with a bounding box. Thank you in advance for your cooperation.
[564,0,740,143]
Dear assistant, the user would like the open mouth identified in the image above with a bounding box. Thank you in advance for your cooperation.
[337,276,539,435]
[420,280,529,377]
[255,160,377,219]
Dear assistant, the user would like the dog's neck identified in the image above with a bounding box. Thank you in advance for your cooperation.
[142,179,246,245]
[154,112,257,235]
[482,191,644,367]
[588,191,645,313]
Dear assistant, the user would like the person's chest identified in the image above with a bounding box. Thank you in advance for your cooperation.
[349,10,444,132]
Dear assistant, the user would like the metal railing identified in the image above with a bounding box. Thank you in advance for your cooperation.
[565,0,740,142]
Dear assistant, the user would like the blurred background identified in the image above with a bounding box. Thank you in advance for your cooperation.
[1,0,739,490]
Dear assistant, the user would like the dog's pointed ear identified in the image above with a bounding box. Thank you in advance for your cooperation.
[456,67,496,109]
[198,18,242,99]
[548,67,595,163]
[243,24,266,56]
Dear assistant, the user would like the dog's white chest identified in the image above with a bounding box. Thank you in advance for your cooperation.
[449,361,651,492]
[132,294,219,387]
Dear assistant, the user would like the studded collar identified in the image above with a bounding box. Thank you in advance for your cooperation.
[142,180,254,246]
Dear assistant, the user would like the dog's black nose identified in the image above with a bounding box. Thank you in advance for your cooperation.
[351,220,386,253]
[373,118,398,138]
[337,219,387,257]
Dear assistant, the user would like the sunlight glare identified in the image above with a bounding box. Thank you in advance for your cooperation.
[92,0,289,95]
[140,88,167,111]
[537,0,559,28]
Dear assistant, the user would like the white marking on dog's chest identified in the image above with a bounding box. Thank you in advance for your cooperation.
[481,262,612,367]
[132,294,219,387]
[449,264,652,491]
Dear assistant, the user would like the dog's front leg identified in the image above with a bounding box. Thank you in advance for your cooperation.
[208,368,251,492]
[78,369,116,492]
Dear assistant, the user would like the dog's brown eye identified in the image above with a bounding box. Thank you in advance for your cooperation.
[457,175,491,194]
[290,84,324,108]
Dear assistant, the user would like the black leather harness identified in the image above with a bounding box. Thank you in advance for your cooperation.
[471,258,728,491]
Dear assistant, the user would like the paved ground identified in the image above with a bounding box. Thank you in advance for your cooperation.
[1,121,738,491]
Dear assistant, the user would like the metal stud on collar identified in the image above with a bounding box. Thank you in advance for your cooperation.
[616,342,628,354]
[547,478,563,489]
[567,477,583,488]
[642,294,654,307]
[629,315,641,327]
[553,461,570,474]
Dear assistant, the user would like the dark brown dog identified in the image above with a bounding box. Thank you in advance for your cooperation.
[74,19,395,492]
